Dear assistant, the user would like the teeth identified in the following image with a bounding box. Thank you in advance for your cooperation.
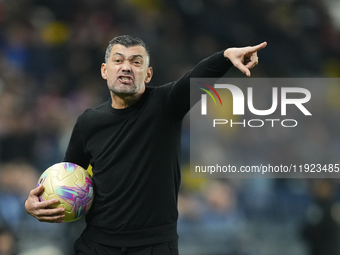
[121,77,130,81]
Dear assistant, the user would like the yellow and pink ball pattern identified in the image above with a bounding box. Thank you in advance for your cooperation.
[38,162,94,222]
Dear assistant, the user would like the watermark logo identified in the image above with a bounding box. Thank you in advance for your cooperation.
[197,82,222,115]
[190,78,339,179]
[199,83,312,127]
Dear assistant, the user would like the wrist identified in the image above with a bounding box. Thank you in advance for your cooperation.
[223,48,231,59]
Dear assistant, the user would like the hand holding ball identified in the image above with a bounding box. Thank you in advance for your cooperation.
[37,162,94,222]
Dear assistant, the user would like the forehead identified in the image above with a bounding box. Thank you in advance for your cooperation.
[110,44,147,58]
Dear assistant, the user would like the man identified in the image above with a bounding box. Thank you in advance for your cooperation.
[25,35,267,255]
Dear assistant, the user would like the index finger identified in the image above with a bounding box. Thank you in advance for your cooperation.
[248,42,267,54]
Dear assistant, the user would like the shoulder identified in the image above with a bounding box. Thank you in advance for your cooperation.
[77,99,110,123]
[82,100,109,115]
[146,82,175,96]
[145,83,176,104]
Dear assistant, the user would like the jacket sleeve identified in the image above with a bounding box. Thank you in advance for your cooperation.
[63,116,90,170]
[166,51,233,120]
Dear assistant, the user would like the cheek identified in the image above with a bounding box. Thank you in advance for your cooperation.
[136,70,148,81]
[105,73,116,85]
[106,69,119,81]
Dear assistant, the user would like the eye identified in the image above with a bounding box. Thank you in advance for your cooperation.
[132,59,143,66]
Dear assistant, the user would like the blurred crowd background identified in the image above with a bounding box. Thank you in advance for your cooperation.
[0,0,340,255]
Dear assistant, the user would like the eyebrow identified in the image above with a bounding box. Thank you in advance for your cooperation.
[112,52,144,60]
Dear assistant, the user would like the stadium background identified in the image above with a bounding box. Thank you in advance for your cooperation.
[0,0,340,254]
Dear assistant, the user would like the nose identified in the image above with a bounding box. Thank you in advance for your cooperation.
[121,60,131,73]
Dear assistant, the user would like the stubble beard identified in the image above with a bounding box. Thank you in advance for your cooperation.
[109,80,140,96]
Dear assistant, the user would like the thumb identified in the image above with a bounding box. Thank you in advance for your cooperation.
[31,185,44,196]
[235,62,251,77]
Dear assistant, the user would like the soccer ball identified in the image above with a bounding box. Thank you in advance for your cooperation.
[37,162,94,222]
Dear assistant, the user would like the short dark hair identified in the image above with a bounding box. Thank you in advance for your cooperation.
[104,35,150,65]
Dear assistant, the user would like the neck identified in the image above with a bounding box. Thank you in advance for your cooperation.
[110,87,145,109]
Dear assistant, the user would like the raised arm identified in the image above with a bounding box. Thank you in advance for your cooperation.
[166,42,268,119]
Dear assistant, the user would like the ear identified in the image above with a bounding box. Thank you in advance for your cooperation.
[144,67,153,84]
[101,63,107,80]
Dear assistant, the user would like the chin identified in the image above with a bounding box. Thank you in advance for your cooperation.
[111,88,138,96]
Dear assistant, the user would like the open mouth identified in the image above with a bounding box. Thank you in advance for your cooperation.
[118,75,133,84]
